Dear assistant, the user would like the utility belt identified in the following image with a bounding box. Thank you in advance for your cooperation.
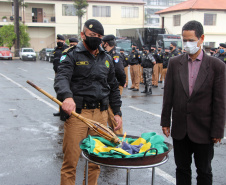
[130,63,138,66]
[73,96,109,114]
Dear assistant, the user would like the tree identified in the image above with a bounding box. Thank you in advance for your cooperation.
[0,23,30,49]
[73,0,88,40]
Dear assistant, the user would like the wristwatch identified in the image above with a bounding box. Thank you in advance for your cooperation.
[114,111,122,117]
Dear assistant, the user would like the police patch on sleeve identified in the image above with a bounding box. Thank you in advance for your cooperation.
[113,56,119,63]
[105,60,110,68]
[60,55,66,63]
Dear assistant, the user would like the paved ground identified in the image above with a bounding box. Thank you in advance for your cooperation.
[0,59,225,185]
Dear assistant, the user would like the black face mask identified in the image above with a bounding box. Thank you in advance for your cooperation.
[210,52,213,56]
[158,49,161,52]
[144,51,147,54]
[170,46,173,50]
[57,42,64,47]
[151,49,154,52]
[165,52,169,54]
[84,34,102,50]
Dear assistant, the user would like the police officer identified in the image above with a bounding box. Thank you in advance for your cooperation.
[141,47,156,94]
[170,42,179,57]
[156,46,164,84]
[102,34,126,134]
[217,43,226,64]
[150,45,158,87]
[54,19,122,185]
[210,48,217,56]
[53,34,68,117]
[128,45,140,91]
[69,38,79,47]
[161,47,171,89]
[120,49,129,87]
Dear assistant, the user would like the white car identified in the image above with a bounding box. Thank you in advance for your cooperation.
[19,48,36,61]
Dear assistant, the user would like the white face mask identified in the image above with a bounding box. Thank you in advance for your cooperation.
[183,41,200,55]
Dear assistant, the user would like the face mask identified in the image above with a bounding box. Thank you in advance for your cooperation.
[219,49,225,54]
[165,52,169,54]
[151,49,154,52]
[210,52,213,56]
[57,42,63,47]
[84,34,102,50]
[183,41,200,55]
[158,49,161,52]
[144,51,147,54]
[102,43,107,51]
[169,46,173,50]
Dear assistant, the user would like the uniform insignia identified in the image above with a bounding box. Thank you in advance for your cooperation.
[60,55,66,63]
[76,61,89,65]
[89,24,93,28]
[138,55,140,58]
[133,55,135,58]
[105,60,110,68]
[113,56,119,63]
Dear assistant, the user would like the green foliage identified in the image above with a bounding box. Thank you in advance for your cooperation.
[0,23,30,48]
[73,0,88,17]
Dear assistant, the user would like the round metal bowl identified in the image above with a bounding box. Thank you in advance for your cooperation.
[79,134,173,166]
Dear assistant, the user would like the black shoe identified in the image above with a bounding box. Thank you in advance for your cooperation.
[161,87,164,89]
[158,81,162,83]
[141,86,147,93]
[128,87,134,90]
[53,112,60,116]
[132,89,139,91]
[153,85,158,88]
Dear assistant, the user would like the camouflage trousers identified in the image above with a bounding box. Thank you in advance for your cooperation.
[143,68,153,89]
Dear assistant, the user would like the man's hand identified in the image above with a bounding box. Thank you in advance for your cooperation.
[212,138,222,143]
[124,83,127,88]
[162,126,170,137]
[62,98,76,115]
[114,115,122,131]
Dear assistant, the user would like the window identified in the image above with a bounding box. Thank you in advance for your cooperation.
[204,13,216,25]
[62,4,76,16]
[146,18,160,24]
[93,6,111,17]
[173,14,181,26]
[121,7,139,18]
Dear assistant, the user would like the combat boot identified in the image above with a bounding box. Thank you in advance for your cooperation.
[141,86,147,93]
[146,88,152,95]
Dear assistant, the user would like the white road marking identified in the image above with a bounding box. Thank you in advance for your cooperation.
[0,73,58,111]
[3,62,8,65]
[129,105,176,184]
[17,68,27,72]
[9,109,16,111]
[48,77,54,81]
[44,68,52,71]
[129,105,161,118]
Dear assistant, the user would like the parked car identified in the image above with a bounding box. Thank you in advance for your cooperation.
[49,49,54,63]
[0,47,13,60]
[19,48,36,61]
[39,48,54,61]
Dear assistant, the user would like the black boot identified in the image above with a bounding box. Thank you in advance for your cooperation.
[53,112,60,116]
[146,87,152,95]
[141,86,147,93]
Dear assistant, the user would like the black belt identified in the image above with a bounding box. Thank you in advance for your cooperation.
[83,102,101,109]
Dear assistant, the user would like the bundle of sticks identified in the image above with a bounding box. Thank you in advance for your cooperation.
[26,80,121,144]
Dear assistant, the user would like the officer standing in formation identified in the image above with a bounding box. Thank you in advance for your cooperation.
[128,44,141,91]
[120,49,129,87]
[54,19,122,185]
[156,46,164,84]
[217,43,226,64]
[161,47,171,89]
[53,34,68,117]
[169,42,179,57]
[150,45,158,87]
[69,38,79,47]
[141,47,156,94]
[102,34,126,134]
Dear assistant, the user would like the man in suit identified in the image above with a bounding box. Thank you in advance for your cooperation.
[161,20,225,185]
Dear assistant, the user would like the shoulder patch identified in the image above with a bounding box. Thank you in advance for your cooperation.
[60,55,66,63]
[105,60,110,68]
[62,45,76,54]
[113,56,119,63]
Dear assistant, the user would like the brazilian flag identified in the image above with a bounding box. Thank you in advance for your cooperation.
[80,132,168,158]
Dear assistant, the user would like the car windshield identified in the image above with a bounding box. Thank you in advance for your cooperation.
[46,49,54,52]
[0,48,10,51]
[23,49,34,52]
[116,40,132,52]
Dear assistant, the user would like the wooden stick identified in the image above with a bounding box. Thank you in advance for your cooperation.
[26,80,121,144]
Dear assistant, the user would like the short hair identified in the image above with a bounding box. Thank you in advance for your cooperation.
[182,20,204,38]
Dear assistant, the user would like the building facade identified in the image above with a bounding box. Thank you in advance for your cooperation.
[0,0,144,52]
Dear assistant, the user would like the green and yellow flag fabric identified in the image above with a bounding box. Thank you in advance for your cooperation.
[80,132,168,158]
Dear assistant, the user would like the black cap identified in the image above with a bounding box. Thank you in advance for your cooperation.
[84,19,104,36]
[144,47,149,50]
[132,43,137,46]
[69,38,78,43]
[210,48,216,51]
[120,49,124,51]
[57,34,65,41]
[158,46,162,49]
[165,47,170,50]
[171,42,177,47]
[102,34,115,41]
[132,47,136,50]
[151,45,156,48]
[178,47,182,50]
[219,43,226,48]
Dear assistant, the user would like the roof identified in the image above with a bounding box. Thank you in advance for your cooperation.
[156,0,226,14]
[87,0,145,5]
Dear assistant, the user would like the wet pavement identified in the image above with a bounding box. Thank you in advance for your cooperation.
[0,59,225,185]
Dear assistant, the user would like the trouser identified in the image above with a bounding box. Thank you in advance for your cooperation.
[124,66,128,87]
[107,86,123,135]
[173,135,214,185]
[157,63,163,81]
[162,68,167,83]
[143,68,153,90]
[60,109,108,185]
[152,64,158,86]
[130,64,140,89]
[140,65,144,83]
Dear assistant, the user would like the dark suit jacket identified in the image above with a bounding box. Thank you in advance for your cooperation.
[161,51,225,144]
